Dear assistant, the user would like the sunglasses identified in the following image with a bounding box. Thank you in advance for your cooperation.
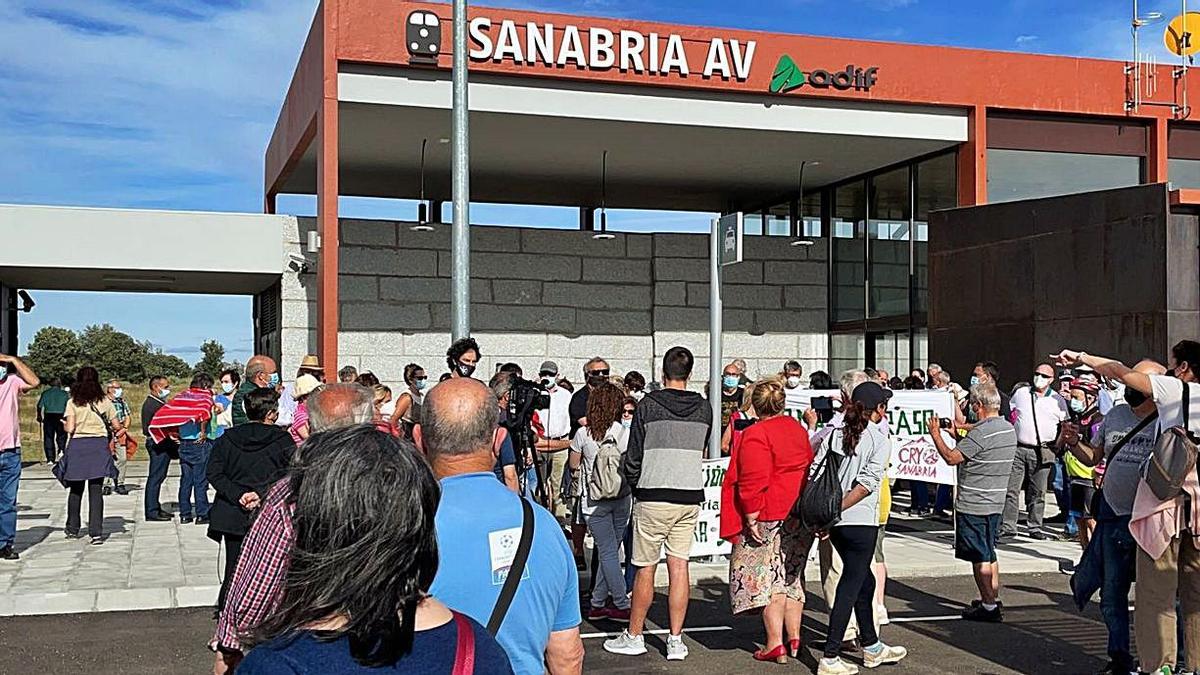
[539,371,556,378]
[414,377,428,382]
[588,369,610,377]
[622,408,636,415]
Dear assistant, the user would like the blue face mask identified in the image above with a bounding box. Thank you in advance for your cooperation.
[723,375,740,389]
[1070,399,1086,414]
[621,419,632,429]
[268,373,280,387]
[970,375,981,387]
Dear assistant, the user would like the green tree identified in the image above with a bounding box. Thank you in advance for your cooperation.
[24,326,82,382]
[79,324,146,381]
[195,340,226,378]
[144,349,192,380]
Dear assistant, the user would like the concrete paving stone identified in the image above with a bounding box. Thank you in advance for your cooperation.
[96,588,173,612]
[173,585,220,608]
[10,591,96,616]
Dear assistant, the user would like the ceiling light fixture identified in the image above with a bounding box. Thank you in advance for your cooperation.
[593,149,615,240]
[411,138,435,232]
[791,160,820,247]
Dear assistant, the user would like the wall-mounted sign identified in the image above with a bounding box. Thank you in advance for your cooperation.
[406,10,441,61]
[769,54,879,94]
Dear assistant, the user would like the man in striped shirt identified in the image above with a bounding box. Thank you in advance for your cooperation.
[929,382,1017,623]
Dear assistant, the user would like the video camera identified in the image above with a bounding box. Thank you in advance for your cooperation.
[500,376,552,504]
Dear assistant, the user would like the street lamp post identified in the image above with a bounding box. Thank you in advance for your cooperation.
[451,0,471,340]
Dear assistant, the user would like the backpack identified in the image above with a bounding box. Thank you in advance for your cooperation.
[588,435,624,501]
[791,432,845,533]
[1142,382,1200,501]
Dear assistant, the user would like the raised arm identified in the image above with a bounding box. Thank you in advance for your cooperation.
[1053,350,1151,396]
[0,354,39,389]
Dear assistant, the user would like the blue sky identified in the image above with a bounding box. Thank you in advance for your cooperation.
[0,0,1183,360]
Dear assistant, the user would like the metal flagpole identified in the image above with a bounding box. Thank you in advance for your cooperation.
[708,217,723,459]
[451,0,471,340]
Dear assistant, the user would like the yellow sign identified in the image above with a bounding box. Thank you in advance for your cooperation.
[1165,12,1200,57]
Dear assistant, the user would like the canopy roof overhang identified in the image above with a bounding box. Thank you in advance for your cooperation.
[276,69,967,211]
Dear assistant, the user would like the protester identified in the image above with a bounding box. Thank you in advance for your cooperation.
[387,363,427,440]
[817,382,907,675]
[370,385,398,436]
[141,375,176,522]
[929,383,1017,622]
[606,347,710,662]
[63,366,123,545]
[624,371,647,401]
[103,379,132,495]
[719,362,745,435]
[487,372,521,493]
[214,369,241,438]
[536,361,574,516]
[569,382,632,622]
[810,370,835,390]
[1061,360,1164,674]
[233,356,279,426]
[910,368,926,384]
[337,365,358,383]
[1059,378,1104,547]
[207,387,294,612]
[877,369,891,386]
[416,377,584,675]
[970,362,1013,420]
[927,363,943,389]
[446,337,481,380]
[276,354,324,427]
[236,425,514,675]
[1053,343,1200,675]
[783,361,804,391]
[732,358,752,387]
[1001,363,1067,540]
[36,376,68,465]
[570,356,611,434]
[0,354,39,560]
[721,382,757,456]
[287,374,322,445]
[211,384,376,674]
[356,372,381,388]
[719,376,813,663]
[151,373,218,525]
[903,375,925,391]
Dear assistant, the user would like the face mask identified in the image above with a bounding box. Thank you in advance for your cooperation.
[621,419,632,429]
[970,376,981,387]
[221,382,235,394]
[160,387,170,397]
[113,388,124,399]
[1124,388,1147,407]
[631,390,645,401]
[723,375,740,389]
[268,373,280,387]
[456,362,476,378]
[415,378,429,391]
[541,377,555,389]
[1033,375,1052,389]
[1069,399,1085,414]
[786,376,802,389]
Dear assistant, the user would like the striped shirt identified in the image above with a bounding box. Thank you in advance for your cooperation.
[955,416,1018,516]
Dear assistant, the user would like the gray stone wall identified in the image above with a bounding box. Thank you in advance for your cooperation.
[281,217,829,388]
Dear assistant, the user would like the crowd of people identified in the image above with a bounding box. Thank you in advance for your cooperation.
[0,337,1198,675]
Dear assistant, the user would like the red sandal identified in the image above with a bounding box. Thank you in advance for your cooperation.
[753,644,788,664]
[788,638,802,658]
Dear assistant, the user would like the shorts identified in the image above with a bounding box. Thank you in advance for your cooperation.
[1069,479,1096,519]
[955,512,1001,564]
[631,501,700,566]
[873,523,886,564]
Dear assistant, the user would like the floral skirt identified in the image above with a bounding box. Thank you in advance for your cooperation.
[728,519,810,615]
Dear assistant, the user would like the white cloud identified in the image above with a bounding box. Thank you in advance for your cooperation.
[1014,34,1039,47]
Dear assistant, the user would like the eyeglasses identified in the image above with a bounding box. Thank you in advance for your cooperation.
[622,409,636,416]
[588,369,610,377]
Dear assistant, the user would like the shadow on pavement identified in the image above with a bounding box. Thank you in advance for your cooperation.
[14,525,55,552]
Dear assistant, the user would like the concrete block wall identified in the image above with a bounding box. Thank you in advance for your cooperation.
[281,217,829,389]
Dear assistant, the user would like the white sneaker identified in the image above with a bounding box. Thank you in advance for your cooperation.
[818,656,860,674]
[863,642,908,668]
[875,604,890,626]
[603,630,647,656]
[665,634,688,661]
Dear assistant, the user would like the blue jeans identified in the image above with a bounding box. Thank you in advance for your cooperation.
[144,441,173,518]
[178,440,212,519]
[934,484,953,513]
[622,519,637,591]
[0,450,20,549]
[910,481,930,511]
[1097,504,1137,670]
[586,497,633,610]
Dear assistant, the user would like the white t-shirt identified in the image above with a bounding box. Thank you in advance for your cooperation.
[537,386,573,440]
[569,422,628,516]
[1148,374,1200,436]
[1010,386,1068,447]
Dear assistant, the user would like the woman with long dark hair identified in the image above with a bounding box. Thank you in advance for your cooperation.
[389,363,427,440]
[62,366,124,545]
[238,426,513,674]
[569,382,632,622]
[817,382,907,675]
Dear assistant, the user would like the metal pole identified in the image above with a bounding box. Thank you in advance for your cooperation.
[451,0,471,340]
[708,217,723,459]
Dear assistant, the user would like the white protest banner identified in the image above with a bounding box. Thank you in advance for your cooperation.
[886,390,958,486]
[783,388,840,422]
[691,457,732,558]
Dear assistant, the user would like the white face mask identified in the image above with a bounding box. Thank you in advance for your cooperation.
[113,388,124,399]
[1033,375,1053,390]
[631,390,645,401]
[786,376,802,389]
[221,382,235,394]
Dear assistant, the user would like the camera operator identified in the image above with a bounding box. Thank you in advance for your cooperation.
[1001,363,1068,541]
[486,372,521,493]
[929,383,1017,622]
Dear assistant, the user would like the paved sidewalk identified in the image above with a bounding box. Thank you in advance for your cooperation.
[3,463,1084,616]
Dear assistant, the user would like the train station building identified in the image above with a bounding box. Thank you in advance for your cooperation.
[5,0,1200,384]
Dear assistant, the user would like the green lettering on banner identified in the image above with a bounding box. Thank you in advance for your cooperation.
[694,522,708,544]
[704,463,726,488]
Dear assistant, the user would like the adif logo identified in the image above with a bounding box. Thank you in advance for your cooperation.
[406,11,441,60]
[769,54,878,94]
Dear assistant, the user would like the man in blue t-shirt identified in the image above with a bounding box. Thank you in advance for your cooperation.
[417,377,583,675]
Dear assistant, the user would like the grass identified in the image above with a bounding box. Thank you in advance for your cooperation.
[17,380,188,463]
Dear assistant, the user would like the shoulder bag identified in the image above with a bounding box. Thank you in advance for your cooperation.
[487,497,535,636]
[1142,382,1200,501]
[450,612,477,675]
[790,432,845,533]
[1089,411,1158,515]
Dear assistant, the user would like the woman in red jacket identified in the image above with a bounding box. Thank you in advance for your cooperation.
[720,376,815,663]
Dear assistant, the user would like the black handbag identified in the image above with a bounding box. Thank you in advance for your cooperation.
[791,439,845,533]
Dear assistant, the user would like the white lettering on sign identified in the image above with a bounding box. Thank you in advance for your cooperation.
[465,18,756,81]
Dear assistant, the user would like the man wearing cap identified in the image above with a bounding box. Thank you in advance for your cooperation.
[536,360,575,516]
[275,355,324,428]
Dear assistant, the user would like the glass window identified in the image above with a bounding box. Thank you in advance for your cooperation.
[914,153,956,314]
[830,333,865,377]
[801,192,823,237]
[1169,158,1200,189]
[832,180,867,322]
[987,149,1142,203]
[765,204,790,236]
[870,331,911,378]
[868,167,911,319]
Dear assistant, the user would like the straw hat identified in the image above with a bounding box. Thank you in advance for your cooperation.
[293,374,322,400]
[299,354,324,371]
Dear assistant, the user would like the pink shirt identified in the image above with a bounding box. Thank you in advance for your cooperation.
[0,376,31,451]
[288,401,309,446]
